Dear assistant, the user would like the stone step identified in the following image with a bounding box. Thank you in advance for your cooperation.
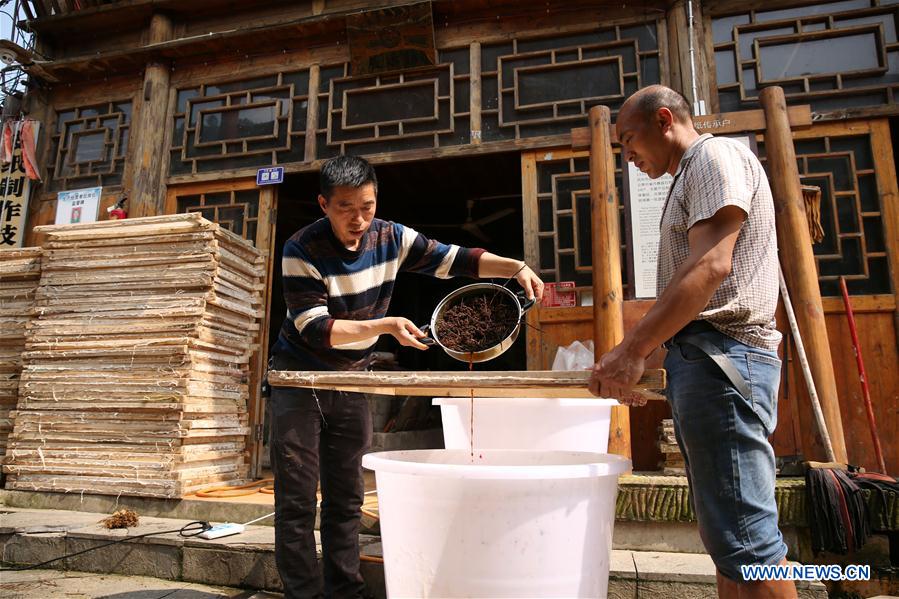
[0,507,828,598]
[0,483,808,562]
[0,568,281,598]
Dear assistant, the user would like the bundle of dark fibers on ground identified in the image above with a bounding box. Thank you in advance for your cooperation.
[806,466,898,555]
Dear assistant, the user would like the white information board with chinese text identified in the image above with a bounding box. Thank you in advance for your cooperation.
[55,187,102,225]
[624,134,755,299]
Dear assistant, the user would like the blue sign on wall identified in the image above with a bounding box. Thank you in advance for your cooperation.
[256,167,284,186]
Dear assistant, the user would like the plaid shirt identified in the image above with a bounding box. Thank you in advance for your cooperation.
[657,134,782,350]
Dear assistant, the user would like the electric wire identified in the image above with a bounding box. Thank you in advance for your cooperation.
[0,520,213,572]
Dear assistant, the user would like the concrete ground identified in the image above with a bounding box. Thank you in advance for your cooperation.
[0,569,282,599]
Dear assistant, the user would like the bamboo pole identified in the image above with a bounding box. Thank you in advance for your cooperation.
[760,86,848,464]
[588,105,631,460]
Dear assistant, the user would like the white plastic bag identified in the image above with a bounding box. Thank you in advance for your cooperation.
[551,340,595,371]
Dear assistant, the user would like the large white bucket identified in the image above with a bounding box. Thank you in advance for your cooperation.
[363,449,630,598]
[434,397,617,452]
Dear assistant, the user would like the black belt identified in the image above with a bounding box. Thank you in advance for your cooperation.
[669,322,752,400]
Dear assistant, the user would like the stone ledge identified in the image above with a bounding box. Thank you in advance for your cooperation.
[617,474,898,531]
[617,475,808,526]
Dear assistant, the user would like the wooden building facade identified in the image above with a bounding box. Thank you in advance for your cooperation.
[14,0,899,476]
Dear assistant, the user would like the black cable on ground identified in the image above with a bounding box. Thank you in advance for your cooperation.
[0,520,212,572]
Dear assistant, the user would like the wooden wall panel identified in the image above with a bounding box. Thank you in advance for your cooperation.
[804,311,898,473]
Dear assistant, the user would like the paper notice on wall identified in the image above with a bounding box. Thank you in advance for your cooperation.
[624,134,756,299]
[55,187,102,225]
[626,163,673,299]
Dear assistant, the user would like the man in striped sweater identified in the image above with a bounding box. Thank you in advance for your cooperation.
[269,155,543,598]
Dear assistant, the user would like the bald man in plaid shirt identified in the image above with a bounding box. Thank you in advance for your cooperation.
[590,85,797,599]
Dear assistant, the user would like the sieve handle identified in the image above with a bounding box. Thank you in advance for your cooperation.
[417,323,437,346]
[516,290,537,313]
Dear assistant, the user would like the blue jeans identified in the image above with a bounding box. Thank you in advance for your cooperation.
[664,322,788,581]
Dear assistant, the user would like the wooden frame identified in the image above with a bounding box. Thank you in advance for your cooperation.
[149,16,669,185]
[320,59,464,156]
[194,101,283,148]
[483,21,666,141]
[169,72,309,177]
[772,118,899,304]
[706,2,899,114]
[520,147,627,307]
[268,369,667,399]
[47,100,132,191]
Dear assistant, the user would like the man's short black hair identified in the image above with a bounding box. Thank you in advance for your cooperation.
[319,155,378,200]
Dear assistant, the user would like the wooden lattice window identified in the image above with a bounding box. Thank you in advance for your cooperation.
[482,23,663,142]
[712,1,899,113]
[531,151,628,303]
[170,71,309,176]
[176,190,260,243]
[758,131,891,296]
[48,101,131,191]
[315,47,470,158]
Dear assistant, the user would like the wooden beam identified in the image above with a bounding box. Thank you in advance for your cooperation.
[469,41,482,145]
[21,2,36,20]
[760,86,847,464]
[521,151,541,371]
[166,132,578,186]
[571,105,812,150]
[588,104,631,461]
[129,12,174,218]
[268,369,666,399]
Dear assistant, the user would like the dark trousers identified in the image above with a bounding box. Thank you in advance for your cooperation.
[268,356,372,599]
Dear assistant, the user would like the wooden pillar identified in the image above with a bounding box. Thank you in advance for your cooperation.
[305,65,320,162]
[666,0,712,113]
[588,105,630,461]
[130,13,173,218]
[469,41,482,145]
[760,86,848,464]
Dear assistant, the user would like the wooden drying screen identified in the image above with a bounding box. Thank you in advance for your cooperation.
[268,369,666,400]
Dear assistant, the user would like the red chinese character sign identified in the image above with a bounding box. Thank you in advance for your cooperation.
[0,122,40,248]
[542,281,577,308]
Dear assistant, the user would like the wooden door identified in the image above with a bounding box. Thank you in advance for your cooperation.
[165,179,277,479]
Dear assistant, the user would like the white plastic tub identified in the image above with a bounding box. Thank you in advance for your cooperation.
[363,449,630,598]
[434,397,617,452]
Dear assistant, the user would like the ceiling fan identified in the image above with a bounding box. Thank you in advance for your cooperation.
[416,196,517,243]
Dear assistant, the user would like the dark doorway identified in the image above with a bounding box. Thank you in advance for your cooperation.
[268,151,527,372]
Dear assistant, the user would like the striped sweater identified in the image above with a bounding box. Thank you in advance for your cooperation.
[274,217,485,370]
